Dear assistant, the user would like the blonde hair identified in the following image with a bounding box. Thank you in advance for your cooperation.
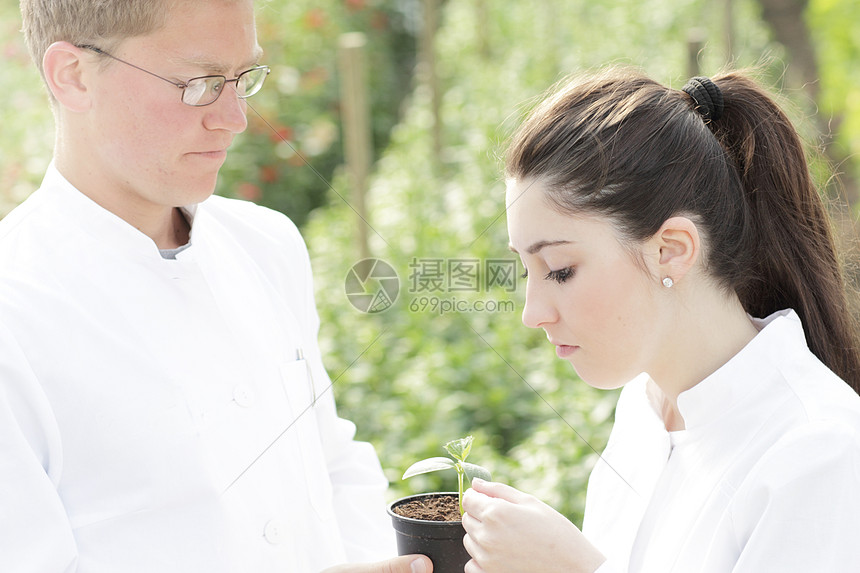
[20,0,171,80]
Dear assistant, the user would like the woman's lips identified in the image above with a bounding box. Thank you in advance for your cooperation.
[555,344,578,358]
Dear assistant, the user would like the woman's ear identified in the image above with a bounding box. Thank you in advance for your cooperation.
[652,216,700,286]
[42,41,93,113]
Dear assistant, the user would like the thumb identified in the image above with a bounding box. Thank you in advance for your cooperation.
[470,477,530,503]
[323,554,433,573]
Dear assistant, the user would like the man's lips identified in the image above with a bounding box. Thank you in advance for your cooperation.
[188,149,228,160]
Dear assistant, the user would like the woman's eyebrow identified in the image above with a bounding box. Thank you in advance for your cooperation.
[510,239,574,255]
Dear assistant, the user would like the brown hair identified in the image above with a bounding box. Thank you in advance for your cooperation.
[20,0,172,80]
[506,67,860,393]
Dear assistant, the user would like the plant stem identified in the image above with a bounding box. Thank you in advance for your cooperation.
[457,466,465,515]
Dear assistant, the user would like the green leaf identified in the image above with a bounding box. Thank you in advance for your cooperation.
[402,457,456,480]
[462,462,492,482]
[444,436,473,462]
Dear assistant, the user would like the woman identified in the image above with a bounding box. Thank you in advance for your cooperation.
[461,69,860,572]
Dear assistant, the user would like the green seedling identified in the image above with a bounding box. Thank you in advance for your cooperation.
[402,435,492,515]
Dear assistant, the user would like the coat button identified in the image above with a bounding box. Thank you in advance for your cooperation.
[263,519,286,545]
[232,385,255,408]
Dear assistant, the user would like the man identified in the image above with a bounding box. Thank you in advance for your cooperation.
[2,1,430,571]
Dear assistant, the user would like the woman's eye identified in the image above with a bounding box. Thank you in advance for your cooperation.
[544,267,574,284]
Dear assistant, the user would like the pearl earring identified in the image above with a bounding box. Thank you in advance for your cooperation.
[662,277,674,288]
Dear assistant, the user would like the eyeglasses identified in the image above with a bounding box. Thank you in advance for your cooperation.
[78,45,270,107]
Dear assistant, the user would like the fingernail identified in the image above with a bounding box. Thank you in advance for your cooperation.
[411,557,427,573]
[472,477,485,485]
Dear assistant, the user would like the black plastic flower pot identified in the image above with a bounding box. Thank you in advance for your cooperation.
[387,492,469,573]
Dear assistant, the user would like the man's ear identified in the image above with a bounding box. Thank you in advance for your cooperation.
[651,216,701,286]
[42,41,92,113]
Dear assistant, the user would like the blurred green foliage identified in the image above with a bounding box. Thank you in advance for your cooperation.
[2,0,859,526]
[219,0,418,227]
[0,0,54,216]
[808,0,860,178]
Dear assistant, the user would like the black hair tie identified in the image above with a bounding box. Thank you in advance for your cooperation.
[682,76,724,122]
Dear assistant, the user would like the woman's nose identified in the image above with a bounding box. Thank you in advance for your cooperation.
[521,280,558,329]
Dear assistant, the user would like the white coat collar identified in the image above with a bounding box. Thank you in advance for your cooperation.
[670,309,802,431]
[41,163,204,260]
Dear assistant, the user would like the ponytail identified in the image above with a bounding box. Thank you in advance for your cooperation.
[505,67,860,393]
[708,72,860,392]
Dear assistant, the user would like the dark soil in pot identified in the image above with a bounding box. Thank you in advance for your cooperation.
[392,492,461,521]
[388,493,469,573]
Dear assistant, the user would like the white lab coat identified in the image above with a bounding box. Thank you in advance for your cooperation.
[0,165,395,572]
[585,310,860,572]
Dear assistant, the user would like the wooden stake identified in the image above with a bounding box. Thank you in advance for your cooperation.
[421,0,442,164]
[338,32,371,260]
[686,28,705,78]
[723,0,734,66]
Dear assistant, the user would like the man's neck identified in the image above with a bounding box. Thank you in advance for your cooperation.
[117,204,191,250]
[158,207,192,249]
[54,155,191,250]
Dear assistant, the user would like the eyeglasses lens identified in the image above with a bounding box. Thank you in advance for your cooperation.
[238,67,268,97]
[182,79,220,106]
[180,67,268,106]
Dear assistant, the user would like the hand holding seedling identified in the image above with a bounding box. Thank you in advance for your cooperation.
[460,479,606,573]
[402,436,491,515]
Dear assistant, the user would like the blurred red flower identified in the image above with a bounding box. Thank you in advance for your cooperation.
[304,8,326,29]
[237,182,262,202]
[259,165,279,183]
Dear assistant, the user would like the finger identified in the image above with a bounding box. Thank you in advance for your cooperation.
[384,555,432,573]
[463,530,486,560]
[461,486,489,516]
[470,478,531,504]
[322,555,433,573]
[461,510,481,533]
[464,558,485,573]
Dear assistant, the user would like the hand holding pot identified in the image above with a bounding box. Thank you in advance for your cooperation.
[321,554,433,573]
[461,478,605,573]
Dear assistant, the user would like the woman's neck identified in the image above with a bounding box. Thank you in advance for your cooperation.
[650,294,759,431]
